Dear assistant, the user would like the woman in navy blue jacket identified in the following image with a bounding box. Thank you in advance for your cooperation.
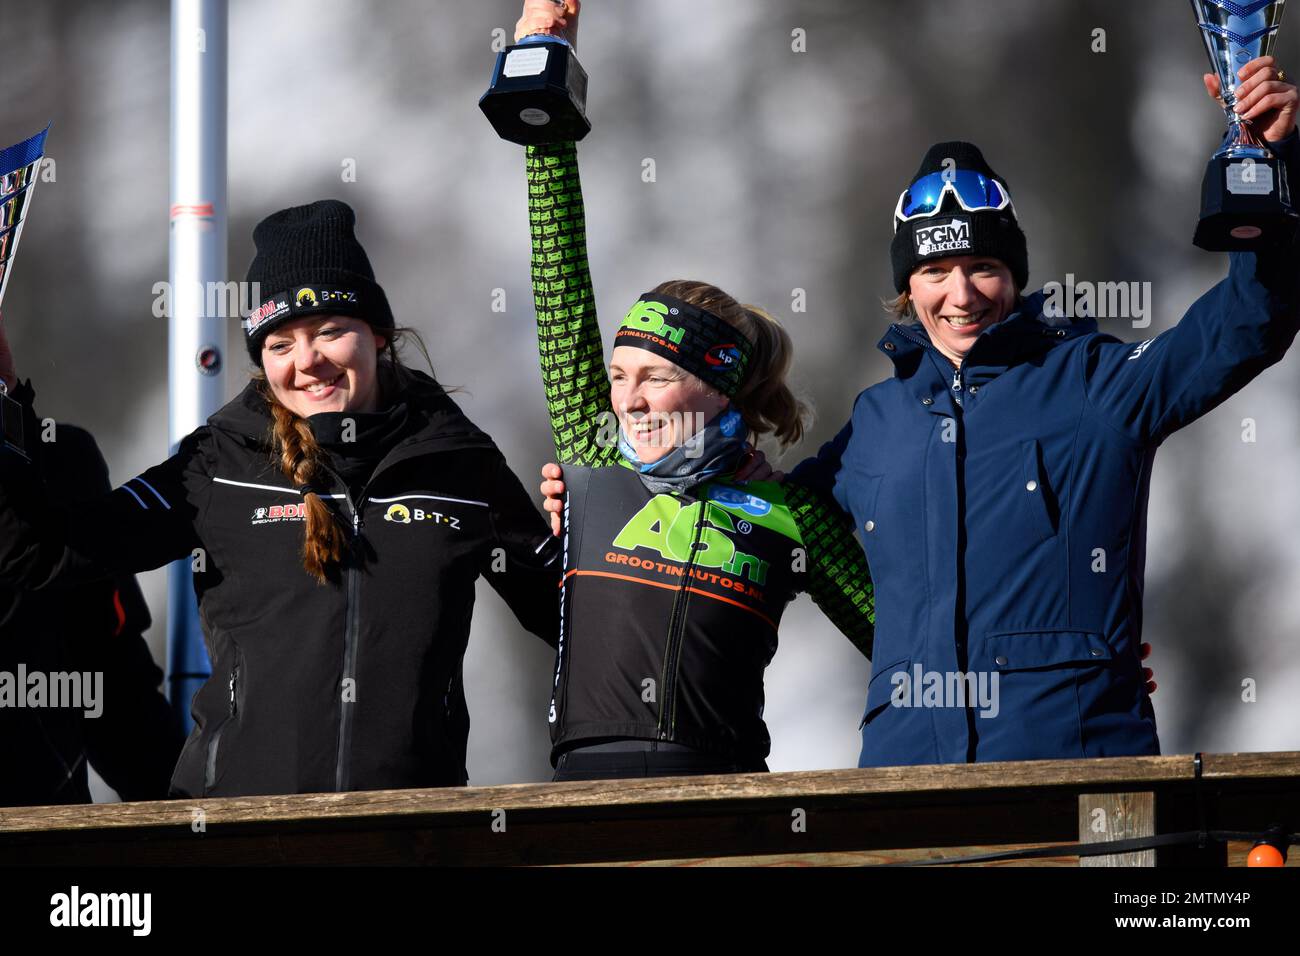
[792,55,1300,767]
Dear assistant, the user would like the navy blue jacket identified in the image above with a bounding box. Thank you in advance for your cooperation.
[794,144,1300,767]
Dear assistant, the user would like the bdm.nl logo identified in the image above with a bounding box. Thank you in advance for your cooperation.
[251,503,307,525]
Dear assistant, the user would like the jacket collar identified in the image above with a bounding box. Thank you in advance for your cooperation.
[876,288,1097,411]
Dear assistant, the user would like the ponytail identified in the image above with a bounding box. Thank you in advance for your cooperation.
[255,378,347,584]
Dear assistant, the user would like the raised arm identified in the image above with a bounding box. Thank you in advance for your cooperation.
[1083,66,1300,445]
[526,141,617,467]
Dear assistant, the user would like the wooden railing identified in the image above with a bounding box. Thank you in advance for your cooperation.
[1,752,1296,866]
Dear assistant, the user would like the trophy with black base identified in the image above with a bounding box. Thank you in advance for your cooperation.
[1191,0,1299,250]
[480,0,590,145]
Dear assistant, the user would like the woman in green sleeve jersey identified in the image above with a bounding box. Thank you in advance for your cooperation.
[511,0,874,782]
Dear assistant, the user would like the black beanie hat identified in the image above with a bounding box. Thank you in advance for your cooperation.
[243,199,395,364]
[890,141,1028,294]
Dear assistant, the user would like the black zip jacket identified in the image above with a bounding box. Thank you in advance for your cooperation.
[554,464,822,768]
[1,424,184,806]
[0,370,560,797]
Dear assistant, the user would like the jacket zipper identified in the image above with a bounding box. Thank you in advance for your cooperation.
[204,656,239,792]
[334,501,363,792]
[324,437,495,792]
[891,322,974,703]
[656,496,708,740]
[892,323,969,409]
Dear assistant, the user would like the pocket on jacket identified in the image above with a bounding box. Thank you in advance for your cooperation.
[860,656,909,729]
[846,472,884,555]
[1019,439,1059,541]
[984,628,1112,671]
[974,629,1113,760]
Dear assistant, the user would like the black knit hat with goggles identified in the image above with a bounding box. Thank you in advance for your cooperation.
[890,141,1028,294]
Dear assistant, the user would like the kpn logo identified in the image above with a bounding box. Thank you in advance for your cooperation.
[612,497,769,585]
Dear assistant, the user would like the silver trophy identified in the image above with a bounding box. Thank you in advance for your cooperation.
[0,125,50,459]
[1190,0,1298,249]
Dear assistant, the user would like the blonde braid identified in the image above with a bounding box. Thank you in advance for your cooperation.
[257,379,347,584]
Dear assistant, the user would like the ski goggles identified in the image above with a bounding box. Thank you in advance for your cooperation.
[893,170,1014,232]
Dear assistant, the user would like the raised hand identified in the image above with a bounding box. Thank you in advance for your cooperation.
[516,0,580,45]
[1204,55,1297,143]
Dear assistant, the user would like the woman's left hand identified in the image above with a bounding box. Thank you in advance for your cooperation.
[540,462,566,536]
[1204,55,1298,143]
[1140,641,1156,696]
[733,444,781,483]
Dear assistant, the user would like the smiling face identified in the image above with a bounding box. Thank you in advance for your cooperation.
[609,345,731,463]
[908,255,1018,366]
[261,314,388,418]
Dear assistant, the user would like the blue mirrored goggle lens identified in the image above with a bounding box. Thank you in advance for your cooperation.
[899,170,1006,218]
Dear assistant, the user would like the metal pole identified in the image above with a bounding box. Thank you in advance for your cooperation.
[167,0,227,730]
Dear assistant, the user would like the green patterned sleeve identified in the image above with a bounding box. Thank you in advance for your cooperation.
[526,141,620,468]
[783,481,875,661]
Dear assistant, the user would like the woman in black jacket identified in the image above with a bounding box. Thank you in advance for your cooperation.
[1,423,185,807]
[0,200,560,797]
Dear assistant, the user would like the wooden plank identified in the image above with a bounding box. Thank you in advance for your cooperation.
[0,788,1081,865]
[1078,792,1155,867]
[1200,752,1300,780]
[0,752,1295,866]
[0,753,1229,835]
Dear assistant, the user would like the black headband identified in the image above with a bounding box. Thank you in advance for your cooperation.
[612,293,754,397]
